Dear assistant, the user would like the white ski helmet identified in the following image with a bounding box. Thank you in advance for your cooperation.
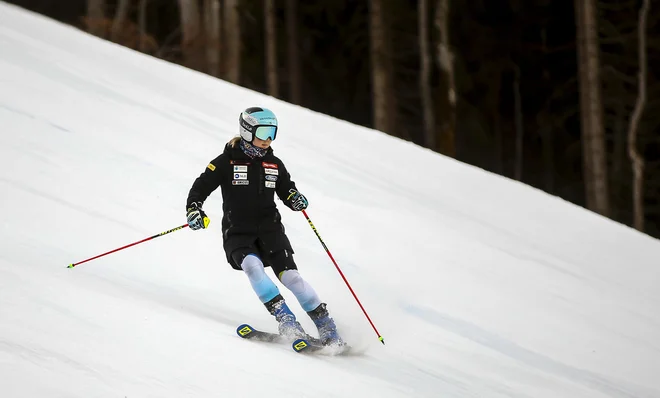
[239,107,278,143]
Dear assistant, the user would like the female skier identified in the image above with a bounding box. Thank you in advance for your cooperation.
[185,107,343,346]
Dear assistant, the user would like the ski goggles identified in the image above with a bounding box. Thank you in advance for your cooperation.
[253,125,277,141]
[240,116,278,141]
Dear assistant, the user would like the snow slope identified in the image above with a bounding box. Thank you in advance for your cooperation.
[1,3,659,397]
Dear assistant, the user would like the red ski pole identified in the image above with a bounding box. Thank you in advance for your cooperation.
[68,224,189,268]
[301,210,384,345]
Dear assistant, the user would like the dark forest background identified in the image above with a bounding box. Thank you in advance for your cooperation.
[6,0,660,238]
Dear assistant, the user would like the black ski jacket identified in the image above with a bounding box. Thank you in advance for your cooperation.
[186,142,299,268]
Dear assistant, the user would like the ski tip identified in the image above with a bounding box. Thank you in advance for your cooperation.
[292,338,310,352]
[236,324,254,338]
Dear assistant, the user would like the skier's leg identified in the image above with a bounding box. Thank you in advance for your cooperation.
[234,249,305,339]
[235,252,280,303]
[270,249,321,312]
[280,269,322,312]
[271,250,343,345]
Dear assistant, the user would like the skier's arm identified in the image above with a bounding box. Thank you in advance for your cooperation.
[276,160,308,211]
[187,154,226,208]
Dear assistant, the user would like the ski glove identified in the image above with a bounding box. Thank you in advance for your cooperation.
[187,202,210,230]
[287,189,308,211]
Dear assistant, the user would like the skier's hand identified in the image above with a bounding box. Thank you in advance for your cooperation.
[286,189,308,211]
[187,202,210,230]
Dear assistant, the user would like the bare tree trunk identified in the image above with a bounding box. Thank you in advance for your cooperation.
[205,0,221,77]
[435,0,456,157]
[492,68,503,174]
[627,0,650,232]
[265,0,278,97]
[418,0,435,150]
[178,0,203,71]
[138,0,149,52]
[87,0,106,38]
[224,0,242,84]
[513,64,524,181]
[612,96,625,219]
[111,0,131,43]
[575,0,610,216]
[368,0,396,135]
[539,117,554,192]
[539,29,554,192]
[286,0,301,104]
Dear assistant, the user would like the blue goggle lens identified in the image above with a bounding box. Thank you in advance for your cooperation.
[254,125,277,141]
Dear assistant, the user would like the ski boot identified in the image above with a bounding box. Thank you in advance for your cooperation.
[307,303,344,346]
[265,294,307,341]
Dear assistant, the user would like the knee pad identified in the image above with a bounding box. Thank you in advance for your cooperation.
[241,255,279,303]
[280,269,303,290]
[241,254,265,280]
[280,270,321,312]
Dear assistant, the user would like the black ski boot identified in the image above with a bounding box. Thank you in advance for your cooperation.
[307,303,344,346]
[264,294,307,340]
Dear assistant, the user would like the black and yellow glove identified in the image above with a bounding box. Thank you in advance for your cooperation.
[286,189,308,211]
[186,202,210,230]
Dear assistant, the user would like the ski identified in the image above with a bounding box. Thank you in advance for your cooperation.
[236,323,285,343]
[238,324,351,355]
[292,338,352,355]
[292,338,325,353]
[236,324,323,346]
